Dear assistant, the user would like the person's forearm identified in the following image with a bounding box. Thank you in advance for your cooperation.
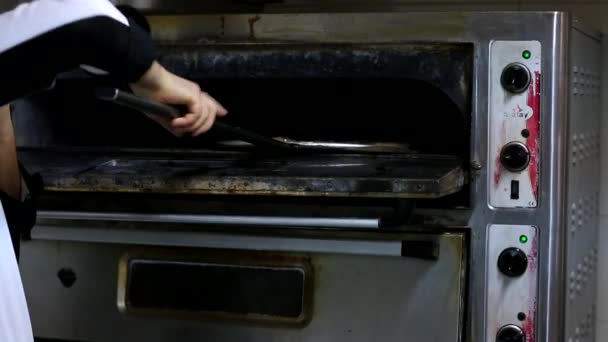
[0,105,20,199]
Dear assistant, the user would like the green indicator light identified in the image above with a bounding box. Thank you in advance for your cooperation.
[519,235,528,244]
[523,50,532,59]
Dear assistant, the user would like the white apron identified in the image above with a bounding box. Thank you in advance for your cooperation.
[0,201,33,342]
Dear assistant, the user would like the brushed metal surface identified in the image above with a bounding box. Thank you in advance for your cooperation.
[20,233,465,342]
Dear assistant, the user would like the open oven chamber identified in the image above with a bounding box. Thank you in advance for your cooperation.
[10,10,600,342]
[15,42,471,200]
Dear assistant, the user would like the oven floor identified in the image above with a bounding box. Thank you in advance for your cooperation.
[19,150,466,199]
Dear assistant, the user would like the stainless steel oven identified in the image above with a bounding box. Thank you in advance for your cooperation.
[11,8,601,342]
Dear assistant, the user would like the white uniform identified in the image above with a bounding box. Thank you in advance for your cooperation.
[0,203,33,342]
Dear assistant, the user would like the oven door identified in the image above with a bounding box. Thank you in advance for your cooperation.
[19,224,467,342]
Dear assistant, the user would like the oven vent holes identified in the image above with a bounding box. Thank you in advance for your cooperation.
[567,304,596,342]
[570,192,599,235]
[571,131,600,167]
[572,66,601,98]
[568,247,598,302]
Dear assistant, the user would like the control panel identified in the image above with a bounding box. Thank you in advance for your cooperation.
[487,225,538,342]
[489,41,541,208]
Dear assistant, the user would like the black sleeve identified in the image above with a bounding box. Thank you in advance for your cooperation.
[0,164,42,260]
[0,0,156,107]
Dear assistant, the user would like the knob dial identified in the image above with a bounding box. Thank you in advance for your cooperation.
[501,63,532,94]
[498,247,528,277]
[500,142,531,172]
[496,324,526,342]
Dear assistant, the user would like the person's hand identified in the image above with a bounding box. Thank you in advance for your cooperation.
[130,62,227,137]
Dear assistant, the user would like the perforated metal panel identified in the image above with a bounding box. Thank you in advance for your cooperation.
[565,27,602,342]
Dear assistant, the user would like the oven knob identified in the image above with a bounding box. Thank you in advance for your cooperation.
[501,63,531,94]
[500,142,530,172]
[498,247,528,277]
[496,324,526,342]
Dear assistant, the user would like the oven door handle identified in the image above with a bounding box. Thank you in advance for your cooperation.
[34,211,440,260]
[30,226,440,260]
[37,211,381,229]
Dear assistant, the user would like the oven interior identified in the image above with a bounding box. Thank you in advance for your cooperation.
[14,42,473,220]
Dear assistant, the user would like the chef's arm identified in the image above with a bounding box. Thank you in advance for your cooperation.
[0,104,39,259]
[0,105,20,200]
[0,0,226,136]
[0,0,155,107]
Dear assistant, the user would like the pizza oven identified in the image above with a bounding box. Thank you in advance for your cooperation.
[10,8,601,342]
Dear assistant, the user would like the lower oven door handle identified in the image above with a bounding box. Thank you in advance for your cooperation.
[34,212,440,260]
[29,225,441,259]
[36,211,380,229]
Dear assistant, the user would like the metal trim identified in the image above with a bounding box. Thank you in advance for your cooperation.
[116,247,315,327]
[541,11,569,342]
[36,211,380,229]
[30,225,406,257]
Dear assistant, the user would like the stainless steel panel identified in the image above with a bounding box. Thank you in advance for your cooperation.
[486,225,539,341]
[488,41,542,208]
[540,13,569,342]
[565,26,602,342]
[19,232,466,342]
